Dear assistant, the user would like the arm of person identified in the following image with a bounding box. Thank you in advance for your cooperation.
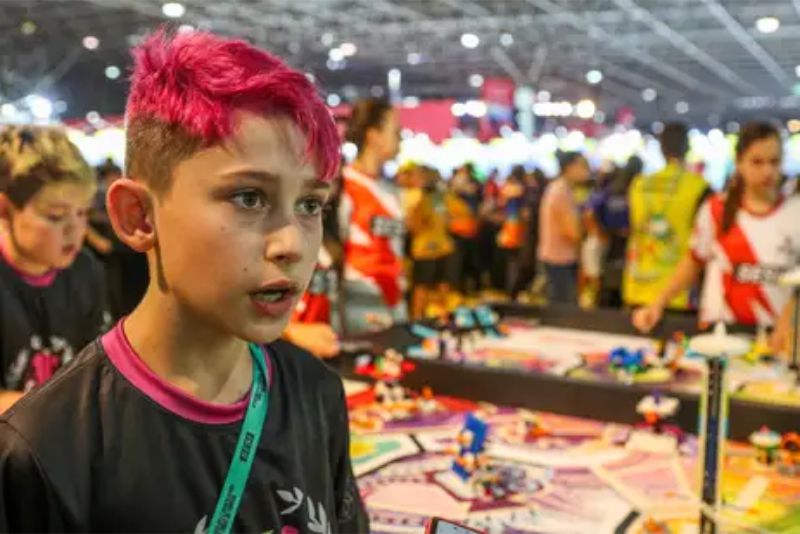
[632,254,704,333]
[559,196,582,246]
[0,421,68,530]
[282,321,340,359]
[84,226,113,255]
[770,290,796,356]
[406,197,428,234]
[328,381,369,533]
[0,391,23,414]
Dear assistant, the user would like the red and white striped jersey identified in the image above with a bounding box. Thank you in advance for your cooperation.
[340,165,405,307]
[691,194,800,326]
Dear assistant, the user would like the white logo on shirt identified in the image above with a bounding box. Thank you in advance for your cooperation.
[191,487,331,534]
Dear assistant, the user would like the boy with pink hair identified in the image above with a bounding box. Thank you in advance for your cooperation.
[0,30,367,533]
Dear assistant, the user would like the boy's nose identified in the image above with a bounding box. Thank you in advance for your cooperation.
[264,222,303,265]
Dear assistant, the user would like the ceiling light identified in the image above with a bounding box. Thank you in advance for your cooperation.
[586,70,603,85]
[469,74,484,88]
[86,111,101,124]
[178,24,195,34]
[1,103,17,117]
[652,121,664,134]
[675,101,689,114]
[321,33,334,46]
[795,65,800,78]
[326,59,345,70]
[536,90,551,102]
[370,85,385,97]
[388,69,402,91]
[105,65,121,80]
[341,142,357,160]
[403,96,420,107]
[465,100,487,117]
[787,119,800,134]
[326,94,341,107]
[162,2,186,18]
[500,33,514,47]
[27,95,52,120]
[20,20,36,36]
[407,52,421,65]
[461,33,480,49]
[756,16,780,34]
[451,102,466,117]
[82,36,100,50]
[328,48,344,62]
[576,99,596,119]
[339,42,357,57]
[641,88,657,102]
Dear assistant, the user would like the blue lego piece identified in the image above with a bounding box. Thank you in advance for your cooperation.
[454,307,477,329]
[473,306,502,338]
[451,412,490,481]
[609,347,646,372]
[410,324,440,340]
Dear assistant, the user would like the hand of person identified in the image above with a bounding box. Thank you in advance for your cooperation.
[283,322,340,359]
[632,304,664,334]
[365,312,393,331]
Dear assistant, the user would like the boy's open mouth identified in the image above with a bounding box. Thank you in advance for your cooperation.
[249,279,300,317]
[252,288,293,303]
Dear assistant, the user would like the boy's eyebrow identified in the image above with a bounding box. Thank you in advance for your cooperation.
[221,170,331,190]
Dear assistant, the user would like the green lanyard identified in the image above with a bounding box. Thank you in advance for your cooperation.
[207,343,270,534]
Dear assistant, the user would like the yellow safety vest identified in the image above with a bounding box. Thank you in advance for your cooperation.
[623,163,708,309]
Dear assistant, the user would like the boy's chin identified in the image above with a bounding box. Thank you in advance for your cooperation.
[237,317,291,345]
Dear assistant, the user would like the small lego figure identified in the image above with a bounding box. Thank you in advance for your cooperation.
[610,347,647,378]
[750,426,782,465]
[454,306,477,330]
[522,413,549,439]
[452,413,490,481]
[744,325,773,364]
[473,305,501,338]
[636,393,680,434]
[417,386,438,415]
[665,331,687,370]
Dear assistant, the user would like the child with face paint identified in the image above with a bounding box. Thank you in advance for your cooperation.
[0,127,107,412]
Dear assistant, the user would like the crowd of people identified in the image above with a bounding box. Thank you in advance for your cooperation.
[0,27,797,533]
[281,110,797,360]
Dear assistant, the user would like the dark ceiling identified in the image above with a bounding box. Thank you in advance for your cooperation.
[1,0,799,127]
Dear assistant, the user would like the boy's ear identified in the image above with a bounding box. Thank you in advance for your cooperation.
[106,178,156,253]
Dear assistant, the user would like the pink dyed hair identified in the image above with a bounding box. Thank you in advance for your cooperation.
[126,30,339,184]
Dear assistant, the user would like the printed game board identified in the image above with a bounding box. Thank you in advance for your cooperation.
[415,318,800,409]
[345,380,800,534]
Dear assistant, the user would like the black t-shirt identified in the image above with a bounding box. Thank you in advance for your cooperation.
[0,329,368,533]
[0,249,107,392]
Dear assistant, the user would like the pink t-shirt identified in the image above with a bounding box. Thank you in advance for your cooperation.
[538,178,579,265]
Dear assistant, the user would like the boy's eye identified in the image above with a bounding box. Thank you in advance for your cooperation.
[44,213,66,223]
[231,190,268,211]
[296,197,324,217]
